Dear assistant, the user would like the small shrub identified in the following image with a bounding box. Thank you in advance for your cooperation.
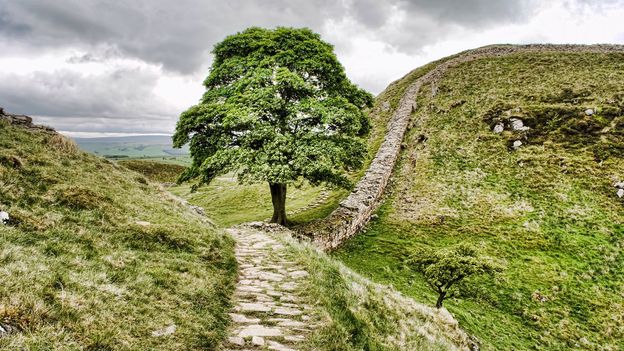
[407,243,502,308]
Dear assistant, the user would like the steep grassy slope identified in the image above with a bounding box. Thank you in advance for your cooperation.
[336,51,624,350]
[0,122,236,350]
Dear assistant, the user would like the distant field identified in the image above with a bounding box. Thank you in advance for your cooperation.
[74,135,189,159]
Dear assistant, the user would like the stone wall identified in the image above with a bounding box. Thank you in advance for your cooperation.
[302,44,624,251]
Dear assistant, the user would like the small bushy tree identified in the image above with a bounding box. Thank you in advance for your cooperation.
[174,27,373,225]
[408,244,501,308]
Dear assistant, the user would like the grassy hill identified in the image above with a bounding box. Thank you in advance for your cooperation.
[336,50,624,350]
[0,121,236,350]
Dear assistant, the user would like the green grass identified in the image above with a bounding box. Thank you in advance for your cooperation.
[0,123,237,350]
[278,235,473,351]
[117,159,187,183]
[335,52,624,350]
[169,177,347,227]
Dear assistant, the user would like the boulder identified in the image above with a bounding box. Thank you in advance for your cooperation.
[617,189,624,198]
[512,140,523,149]
[585,108,594,116]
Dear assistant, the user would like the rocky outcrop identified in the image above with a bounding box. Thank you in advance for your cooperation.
[303,44,624,251]
[0,107,55,133]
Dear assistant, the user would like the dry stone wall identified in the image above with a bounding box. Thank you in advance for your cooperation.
[304,44,624,251]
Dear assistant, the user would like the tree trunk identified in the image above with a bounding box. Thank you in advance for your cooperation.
[435,291,446,308]
[269,183,287,225]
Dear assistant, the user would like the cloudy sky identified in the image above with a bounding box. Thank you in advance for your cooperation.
[1,0,623,137]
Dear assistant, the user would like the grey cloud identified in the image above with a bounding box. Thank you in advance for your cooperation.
[0,0,611,134]
[0,0,346,74]
[0,0,536,74]
[0,68,178,133]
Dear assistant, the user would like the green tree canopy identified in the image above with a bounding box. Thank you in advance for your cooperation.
[173,27,373,224]
[408,244,502,308]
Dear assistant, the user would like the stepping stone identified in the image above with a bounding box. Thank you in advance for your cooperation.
[228,336,245,346]
[281,282,297,291]
[238,325,283,337]
[229,313,260,324]
[267,340,296,351]
[274,307,302,316]
[238,285,263,293]
[239,303,272,312]
[277,320,306,327]
[284,335,305,342]
[289,270,309,279]
[251,336,265,346]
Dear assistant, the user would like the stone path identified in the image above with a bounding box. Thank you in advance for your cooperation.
[225,224,318,351]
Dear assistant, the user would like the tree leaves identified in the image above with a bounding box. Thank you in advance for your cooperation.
[174,27,373,188]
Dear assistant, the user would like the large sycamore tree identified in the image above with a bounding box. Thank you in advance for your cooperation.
[174,27,373,225]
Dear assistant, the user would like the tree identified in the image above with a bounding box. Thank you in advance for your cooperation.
[408,244,502,308]
[173,27,373,225]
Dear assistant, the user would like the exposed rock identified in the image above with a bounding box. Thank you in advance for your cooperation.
[0,108,55,133]
[585,108,594,116]
[512,140,523,149]
[151,324,176,337]
[510,118,530,131]
[135,220,151,226]
[0,211,8,225]
[381,101,391,112]
[0,323,14,337]
[493,123,504,133]
[189,205,206,216]
[615,181,624,189]
[617,189,624,198]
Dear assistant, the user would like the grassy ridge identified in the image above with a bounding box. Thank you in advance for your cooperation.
[0,123,236,350]
[336,52,624,350]
[275,234,474,351]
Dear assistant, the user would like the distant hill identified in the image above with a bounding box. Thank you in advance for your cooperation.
[74,134,189,158]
